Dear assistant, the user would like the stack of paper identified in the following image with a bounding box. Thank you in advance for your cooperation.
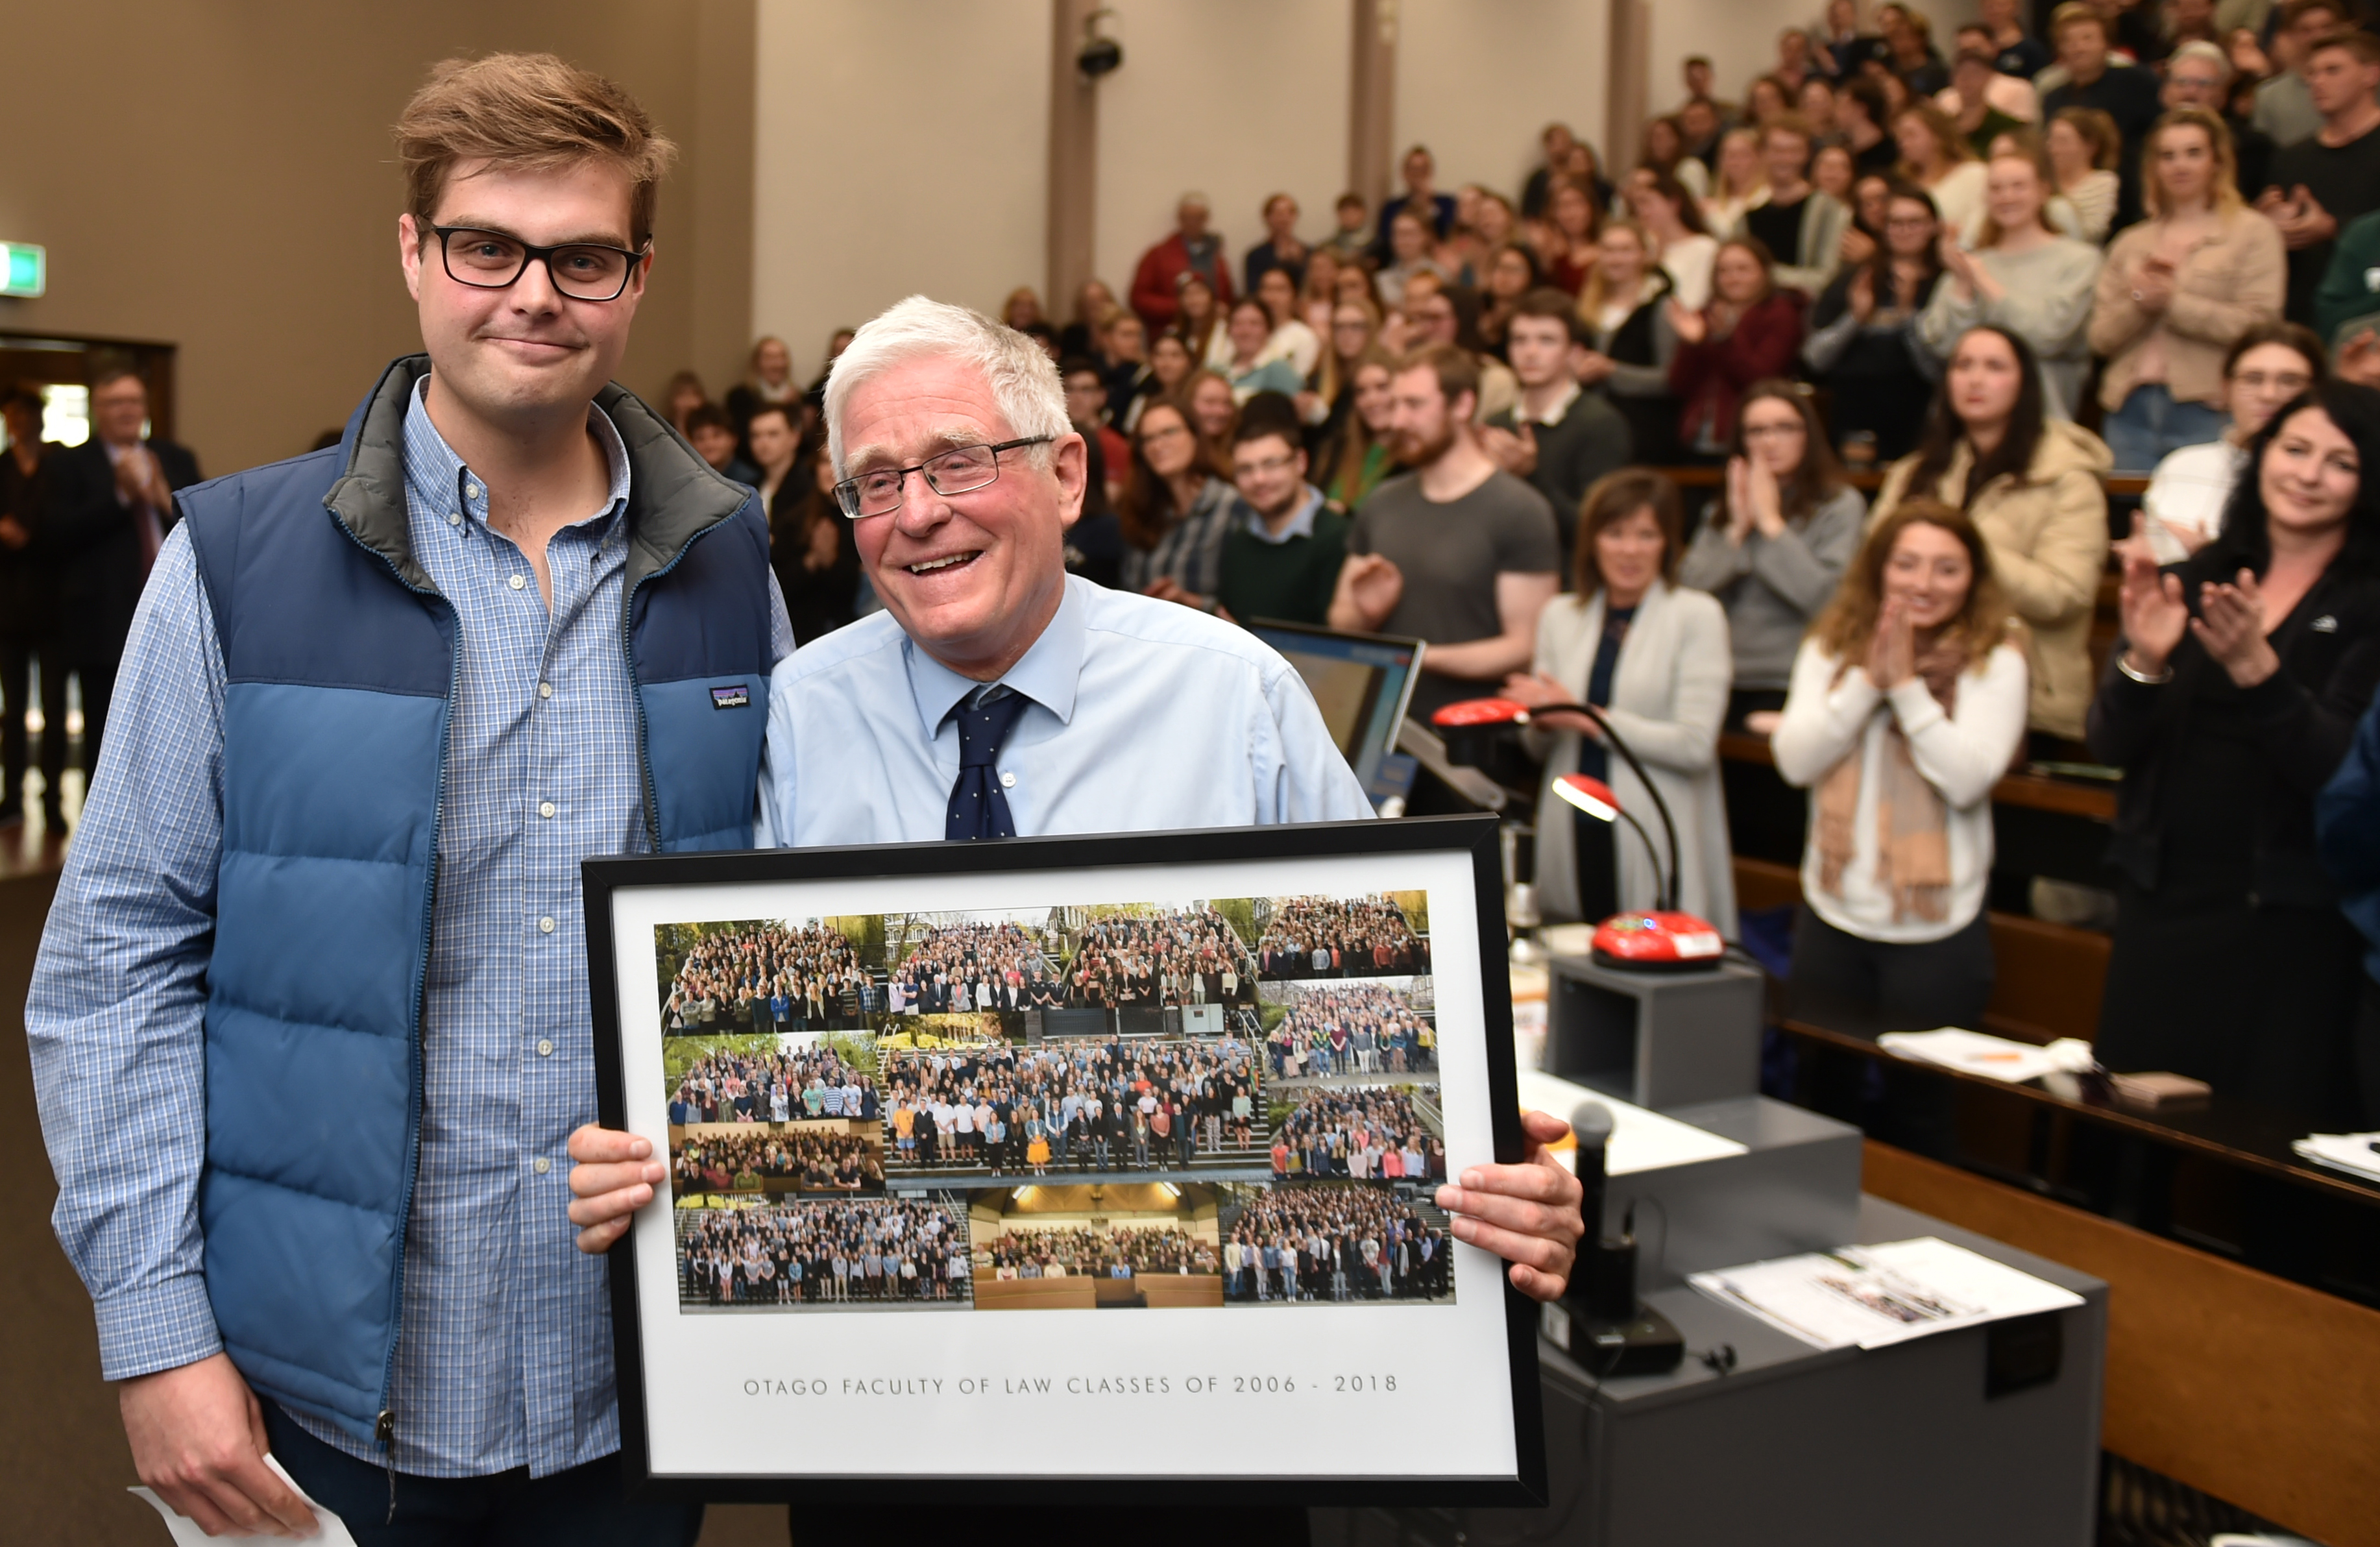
[1515,1067,1748,1175]
[1687,1237,2083,1350]
[1876,1027,2067,1084]
[2290,1132,2380,1184]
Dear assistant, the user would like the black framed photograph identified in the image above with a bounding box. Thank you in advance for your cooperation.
[586,814,1542,1506]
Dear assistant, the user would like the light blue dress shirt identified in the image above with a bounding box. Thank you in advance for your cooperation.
[760,575,1372,845]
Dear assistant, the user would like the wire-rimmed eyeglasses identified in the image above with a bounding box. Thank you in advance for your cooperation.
[832,437,1054,520]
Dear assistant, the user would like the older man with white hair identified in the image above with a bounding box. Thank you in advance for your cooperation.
[568,294,1583,1282]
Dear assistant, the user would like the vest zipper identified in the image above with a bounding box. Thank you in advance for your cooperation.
[322,506,455,1460]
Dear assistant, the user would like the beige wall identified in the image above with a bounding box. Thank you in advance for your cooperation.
[751,0,1050,389]
[1395,0,1612,207]
[1091,0,1352,306]
[0,1,756,478]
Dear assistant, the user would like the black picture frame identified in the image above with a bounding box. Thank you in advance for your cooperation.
[585,813,1544,1507]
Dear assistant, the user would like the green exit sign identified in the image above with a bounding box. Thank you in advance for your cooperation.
[1,242,45,298]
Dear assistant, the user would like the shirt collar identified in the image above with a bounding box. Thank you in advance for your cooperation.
[1520,381,1581,427]
[903,574,1087,739]
[1243,484,1326,544]
[402,374,631,537]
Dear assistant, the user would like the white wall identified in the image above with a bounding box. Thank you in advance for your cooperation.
[752,0,1050,384]
[1091,1,1351,303]
[1395,0,1611,203]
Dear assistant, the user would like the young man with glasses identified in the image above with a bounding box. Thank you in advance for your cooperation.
[1216,396,1349,627]
[27,52,787,1544]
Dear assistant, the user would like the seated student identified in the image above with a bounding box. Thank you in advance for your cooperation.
[1117,398,1243,610]
[1501,470,1736,931]
[1891,101,1989,239]
[2139,322,2325,563]
[1217,398,1349,627]
[2096,381,2380,1128]
[1739,116,1852,299]
[1215,298,1307,404]
[1625,167,1719,311]
[2316,208,2380,350]
[1869,324,2110,743]
[1668,238,1807,460]
[1679,382,1868,728]
[1314,347,1400,511]
[1575,221,1682,465]
[2089,110,2288,472]
[1481,288,1634,572]
[683,402,758,486]
[1804,182,1946,465]
[1771,500,2030,1146]
[1919,149,2102,419]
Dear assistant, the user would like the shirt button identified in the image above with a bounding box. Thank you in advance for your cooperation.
[533,1156,552,1175]
[1000,772,1017,788]
[509,574,527,591]
[537,1038,555,1057]
[538,681,553,700]
[465,482,481,501]
[539,916,556,934]
[539,800,557,819]
[447,511,461,528]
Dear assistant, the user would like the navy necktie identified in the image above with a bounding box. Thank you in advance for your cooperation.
[944,687,1031,841]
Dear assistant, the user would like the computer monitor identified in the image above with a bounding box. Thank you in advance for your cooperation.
[1246,620,1426,812]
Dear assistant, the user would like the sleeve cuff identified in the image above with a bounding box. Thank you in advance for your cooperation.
[93,1276,223,1383]
[2237,667,2305,723]
[1887,677,1947,734]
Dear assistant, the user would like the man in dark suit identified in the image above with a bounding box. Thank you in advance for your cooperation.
[1,388,65,828]
[47,368,200,784]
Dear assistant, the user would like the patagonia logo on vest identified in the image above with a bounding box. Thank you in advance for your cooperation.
[710,684,751,709]
[2314,616,2339,633]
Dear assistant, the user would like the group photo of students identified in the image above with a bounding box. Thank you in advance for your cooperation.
[667,1127,884,1197]
[877,1032,1267,1178]
[1255,894,1431,979]
[978,1220,1222,1282]
[1261,979,1440,1080]
[1222,1183,1454,1304]
[664,1038,875,1127]
[673,1197,973,1310]
[1267,1084,1447,1184]
[657,918,874,1035]
[884,916,1056,1017]
[1058,903,1259,1007]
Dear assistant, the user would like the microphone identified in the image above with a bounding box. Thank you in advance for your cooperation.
[1568,1101,1637,1322]
[1570,1099,1612,1243]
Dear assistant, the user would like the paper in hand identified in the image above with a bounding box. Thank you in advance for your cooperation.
[130,1452,357,1545]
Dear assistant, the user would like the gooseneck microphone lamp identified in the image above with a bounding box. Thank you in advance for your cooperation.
[1431,698,1723,971]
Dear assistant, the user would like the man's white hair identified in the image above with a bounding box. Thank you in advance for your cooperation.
[823,295,1069,478]
[2167,38,2231,82]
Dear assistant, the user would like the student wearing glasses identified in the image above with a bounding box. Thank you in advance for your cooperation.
[28,53,785,1541]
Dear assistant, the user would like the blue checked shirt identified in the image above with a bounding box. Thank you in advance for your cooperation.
[26,380,792,1478]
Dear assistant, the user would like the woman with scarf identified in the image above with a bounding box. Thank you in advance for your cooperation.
[1771,499,2029,1148]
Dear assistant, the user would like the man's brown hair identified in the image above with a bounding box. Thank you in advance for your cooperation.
[2048,1,2107,40]
[2309,27,2380,66]
[395,53,679,244]
[1396,344,1480,411]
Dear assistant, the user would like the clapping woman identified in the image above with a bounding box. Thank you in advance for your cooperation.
[2091,382,2380,1127]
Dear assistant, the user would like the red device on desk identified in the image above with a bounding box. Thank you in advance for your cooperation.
[1431,699,1727,972]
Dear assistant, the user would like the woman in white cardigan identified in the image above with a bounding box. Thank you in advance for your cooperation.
[1503,470,1738,934]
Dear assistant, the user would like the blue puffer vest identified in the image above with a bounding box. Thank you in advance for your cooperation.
[179,356,772,1444]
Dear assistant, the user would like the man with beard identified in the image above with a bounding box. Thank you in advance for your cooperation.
[1329,345,1561,718]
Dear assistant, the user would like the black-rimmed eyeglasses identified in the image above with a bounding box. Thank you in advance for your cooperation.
[428,225,650,302]
[833,436,1054,520]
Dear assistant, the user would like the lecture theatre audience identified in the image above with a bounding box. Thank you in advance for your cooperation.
[1803,181,1945,463]
[986,1222,1219,1280]
[2139,323,2328,561]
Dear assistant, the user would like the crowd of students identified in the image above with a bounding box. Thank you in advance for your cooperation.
[666,1044,873,1126]
[661,921,871,1035]
[1062,905,1257,1007]
[980,1223,1220,1280]
[1267,981,1439,1078]
[1269,1086,1444,1183]
[1225,1185,1451,1302]
[676,1200,971,1307]
[669,1130,884,1195]
[1254,895,1429,979]
[886,920,1049,1017]
[879,1036,1263,1175]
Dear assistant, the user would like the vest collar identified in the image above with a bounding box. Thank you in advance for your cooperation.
[323,354,754,596]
